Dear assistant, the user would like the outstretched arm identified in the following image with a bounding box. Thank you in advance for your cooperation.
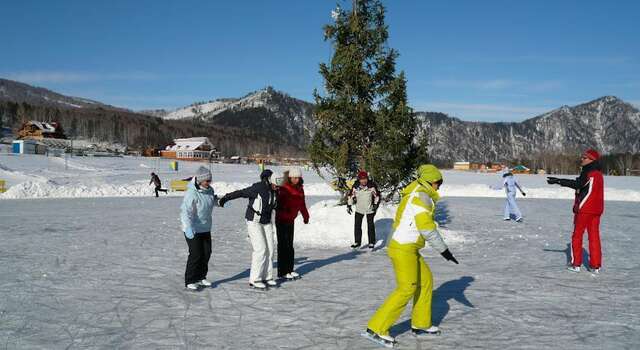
[547,177,579,189]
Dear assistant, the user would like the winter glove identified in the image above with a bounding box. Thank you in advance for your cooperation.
[440,249,459,264]
[522,192,527,197]
[547,177,559,185]
[347,205,353,215]
[184,227,195,239]
[303,217,309,224]
[218,196,228,208]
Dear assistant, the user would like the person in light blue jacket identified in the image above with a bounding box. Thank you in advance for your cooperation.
[181,166,217,290]
[503,171,526,222]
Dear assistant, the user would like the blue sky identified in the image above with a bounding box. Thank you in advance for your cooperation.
[1,0,638,121]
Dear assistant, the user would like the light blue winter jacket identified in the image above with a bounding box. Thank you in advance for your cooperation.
[180,179,216,238]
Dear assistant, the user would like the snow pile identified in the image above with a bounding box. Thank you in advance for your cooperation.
[0,180,337,200]
[294,200,467,249]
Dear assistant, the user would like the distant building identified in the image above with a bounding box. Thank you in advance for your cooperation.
[453,161,471,171]
[17,121,67,140]
[160,137,221,161]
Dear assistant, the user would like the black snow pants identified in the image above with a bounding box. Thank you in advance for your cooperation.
[354,212,376,245]
[155,185,168,197]
[276,222,295,277]
[184,232,212,286]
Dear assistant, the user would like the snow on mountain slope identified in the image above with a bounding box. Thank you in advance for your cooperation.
[159,88,283,120]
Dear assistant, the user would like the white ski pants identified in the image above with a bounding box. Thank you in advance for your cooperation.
[247,221,276,283]
[504,192,522,220]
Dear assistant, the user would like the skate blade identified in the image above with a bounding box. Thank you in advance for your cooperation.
[412,330,442,338]
[360,331,396,348]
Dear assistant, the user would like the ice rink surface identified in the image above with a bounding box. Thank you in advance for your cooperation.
[1,195,638,349]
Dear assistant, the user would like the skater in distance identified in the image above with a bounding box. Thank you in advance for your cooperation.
[502,170,526,222]
[547,149,604,273]
[347,170,380,249]
[363,164,459,348]
[150,172,168,197]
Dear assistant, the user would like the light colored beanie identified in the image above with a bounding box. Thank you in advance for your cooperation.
[195,166,212,183]
[288,167,302,178]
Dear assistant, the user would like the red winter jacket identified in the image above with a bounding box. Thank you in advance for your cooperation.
[558,162,604,215]
[276,182,310,224]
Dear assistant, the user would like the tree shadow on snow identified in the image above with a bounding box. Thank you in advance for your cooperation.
[542,243,589,266]
[435,200,452,227]
[390,276,475,337]
[374,218,394,251]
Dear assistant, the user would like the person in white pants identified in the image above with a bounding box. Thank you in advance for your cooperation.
[503,171,526,222]
[218,169,281,290]
[247,220,276,285]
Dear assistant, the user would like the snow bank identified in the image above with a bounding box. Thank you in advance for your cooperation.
[0,180,337,200]
[294,200,467,249]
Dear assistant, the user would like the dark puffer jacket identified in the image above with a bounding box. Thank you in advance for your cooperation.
[222,170,277,225]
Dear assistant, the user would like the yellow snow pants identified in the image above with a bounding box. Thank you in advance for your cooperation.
[367,246,433,335]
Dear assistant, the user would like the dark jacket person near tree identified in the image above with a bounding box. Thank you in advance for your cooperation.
[547,149,604,273]
[347,170,380,249]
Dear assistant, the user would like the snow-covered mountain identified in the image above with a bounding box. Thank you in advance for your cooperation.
[417,96,640,163]
[0,78,121,110]
[144,87,315,147]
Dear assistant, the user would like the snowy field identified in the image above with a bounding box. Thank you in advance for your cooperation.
[1,154,640,349]
[2,153,640,201]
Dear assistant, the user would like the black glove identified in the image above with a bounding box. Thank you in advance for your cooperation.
[346,205,353,215]
[440,249,459,264]
[522,192,527,197]
[218,196,228,208]
[547,177,559,185]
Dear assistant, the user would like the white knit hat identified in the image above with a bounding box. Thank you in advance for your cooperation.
[288,167,302,178]
[195,166,212,183]
[269,173,284,186]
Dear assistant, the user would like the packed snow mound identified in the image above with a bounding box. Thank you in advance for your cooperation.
[0,180,337,200]
[294,200,467,249]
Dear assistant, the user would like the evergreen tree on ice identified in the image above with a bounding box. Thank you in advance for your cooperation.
[309,0,429,200]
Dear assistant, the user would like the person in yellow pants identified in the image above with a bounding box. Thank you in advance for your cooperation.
[363,164,459,348]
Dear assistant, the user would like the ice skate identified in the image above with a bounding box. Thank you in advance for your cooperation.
[265,279,278,287]
[198,279,212,287]
[411,326,441,337]
[249,281,267,290]
[186,283,200,291]
[361,328,396,348]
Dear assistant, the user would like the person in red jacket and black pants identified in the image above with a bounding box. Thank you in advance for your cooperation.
[275,167,310,280]
[547,149,604,273]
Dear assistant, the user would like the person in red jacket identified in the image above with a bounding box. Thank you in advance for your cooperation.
[547,149,604,273]
[275,167,310,280]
